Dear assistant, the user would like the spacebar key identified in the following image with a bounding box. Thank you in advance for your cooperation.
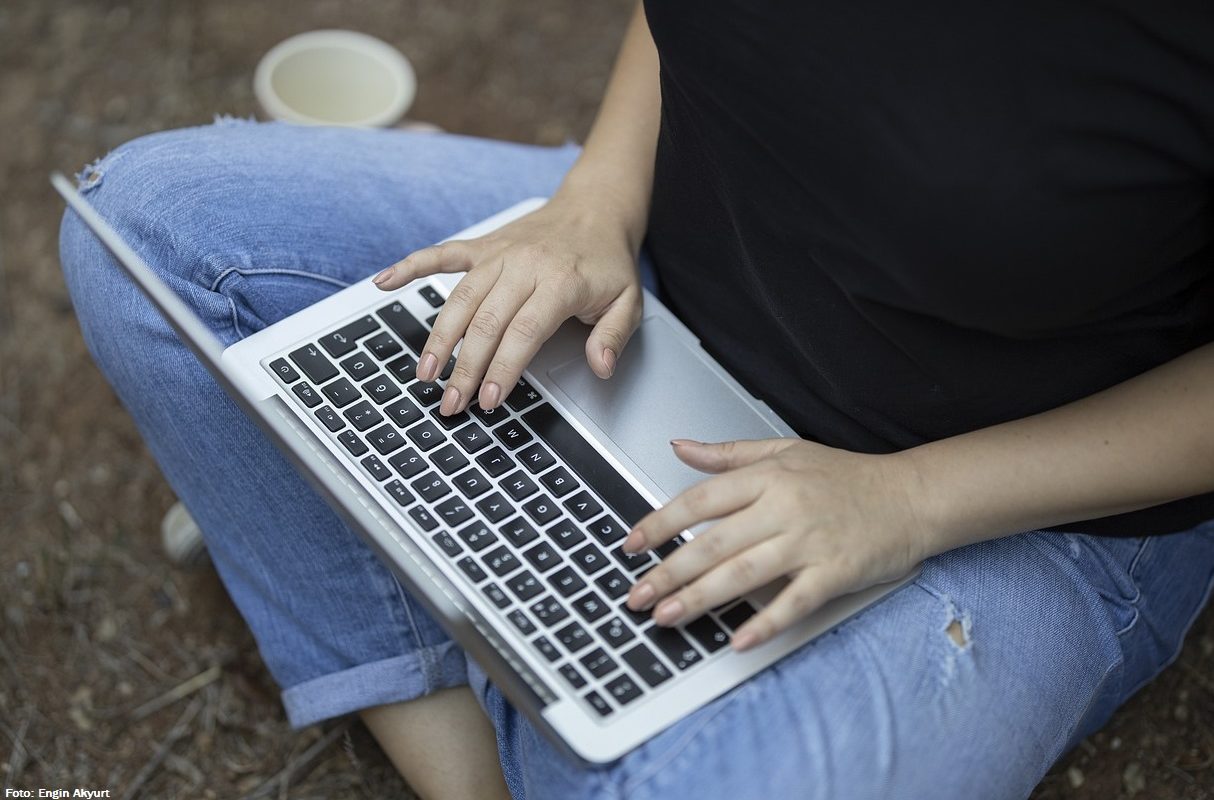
[376,301,430,354]
[522,403,654,526]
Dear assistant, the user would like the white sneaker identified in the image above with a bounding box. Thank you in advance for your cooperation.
[160,501,210,568]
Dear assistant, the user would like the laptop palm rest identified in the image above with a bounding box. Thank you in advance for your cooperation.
[546,316,786,502]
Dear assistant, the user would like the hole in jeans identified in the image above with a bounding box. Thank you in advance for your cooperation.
[946,618,968,648]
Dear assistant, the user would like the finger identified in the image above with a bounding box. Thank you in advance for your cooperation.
[416,266,499,381]
[584,286,643,379]
[374,240,477,290]
[478,287,573,410]
[731,567,853,651]
[647,535,796,627]
[626,507,773,611]
[670,438,796,474]
[622,469,763,553]
[440,279,532,415]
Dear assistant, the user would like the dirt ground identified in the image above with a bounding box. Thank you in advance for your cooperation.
[1,1,1212,798]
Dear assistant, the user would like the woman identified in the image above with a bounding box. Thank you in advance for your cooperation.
[60,2,1214,798]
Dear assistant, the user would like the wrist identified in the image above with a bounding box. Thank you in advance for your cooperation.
[557,159,651,251]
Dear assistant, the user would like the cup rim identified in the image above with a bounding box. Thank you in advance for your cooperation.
[254,29,417,128]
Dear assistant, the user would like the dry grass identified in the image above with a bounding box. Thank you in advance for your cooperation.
[0,1,1210,797]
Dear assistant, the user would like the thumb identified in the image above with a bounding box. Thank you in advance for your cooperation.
[585,288,642,379]
[671,438,794,473]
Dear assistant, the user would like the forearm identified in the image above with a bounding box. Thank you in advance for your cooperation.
[906,342,1214,553]
[557,2,661,248]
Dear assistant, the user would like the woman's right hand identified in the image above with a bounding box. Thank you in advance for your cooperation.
[372,188,645,416]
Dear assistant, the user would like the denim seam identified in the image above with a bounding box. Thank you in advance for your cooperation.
[208,265,352,293]
[391,573,440,691]
[1111,537,1152,636]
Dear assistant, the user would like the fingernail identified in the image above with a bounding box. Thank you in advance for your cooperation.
[479,381,501,409]
[670,438,702,448]
[629,583,655,609]
[653,598,684,625]
[602,348,617,377]
[372,266,395,286]
[732,629,759,651]
[622,530,644,553]
[440,386,461,416]
[417,353,438,381]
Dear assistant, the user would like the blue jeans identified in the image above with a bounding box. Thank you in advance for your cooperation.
[60,121,1214,799]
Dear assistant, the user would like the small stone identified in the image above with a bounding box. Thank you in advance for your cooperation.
[1123,762,1145,796]
[1174,704,1190,723]
[1200,635,1213,657]
[1110,736,1122,751]
[1066,766,1085,789]
[95,615,117,642]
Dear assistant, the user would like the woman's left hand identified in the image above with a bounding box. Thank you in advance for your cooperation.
[623,437,932,651]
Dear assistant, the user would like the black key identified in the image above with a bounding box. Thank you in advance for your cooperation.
[589,515,628,546]
[597,617,636,649]
[548,566,587,598]
[366,423,407,455]
[405,419,444,451]
[290,344,338,384]
[528,595,569,627]
[618,602,652,628]
[468,403,509,427]
[579,648,618,679]
[339,351,378,381]
[361,454,391,481]
[432,530,462,558]
[547,518,587,551]
[377,301,430,354]
[408,505,438,532]
[508,610,536,636]
[613,547,654,573]
[321,377,360,409]
[319,315,378,358]
[452,422,492,453]
[518,442,555,474]
[620,644,672,688]
[431,443,469,475]
[502,471,539,502]
[292,382,322,408]
[475,491,513,523]
[386,353,418,383]
[505,377,542,411]
[563,490,603,523]
[524,403,655,525]
[507,570,543,602]
[384,396,423,428]
[365,331,403,361]
[494,419,534,450]
[719,601,758,632]
[457,556,487,583]
[686,616,730,654]
[571,591,610,623]
[409,381,444,407]
[314,405,344,432]
[483,545,520,576]
[595,569,631,600]
[441,357,456,381]
[419,284,445,307]
[482,582,510,609]
[570,545,609,576]
[539,466,578,498]
[533,636,561,663]
[363,374,402,404]
[522,541,561,573]
[476,447,513,478]
[343,400,384,431]
[452,468,492,499]
[411,471,451,503]
[555,621,592,654]
[558,663,586,689]
[646,627,702,671]
[269,357,300,383]
[499,517,539,548]
[432,408,470,430]
[383,480,414,507]
[605,674,643,706]
[436,497,474,527]
[523,494,561,525]
[584,691,612,717]
[338,430,368,456]
[388,447,426,479]
[425,312,439,327]
[655,537,684,559]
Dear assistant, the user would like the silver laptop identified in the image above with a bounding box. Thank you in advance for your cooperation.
[54,172,916,764]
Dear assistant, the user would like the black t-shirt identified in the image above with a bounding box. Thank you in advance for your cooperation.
[642,1,1214,536]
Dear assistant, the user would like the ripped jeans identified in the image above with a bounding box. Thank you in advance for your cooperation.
[58,121,1214,799]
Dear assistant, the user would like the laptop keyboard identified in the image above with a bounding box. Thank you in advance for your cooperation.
[266,285,759,719]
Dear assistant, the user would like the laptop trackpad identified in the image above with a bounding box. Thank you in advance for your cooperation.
[546,317,785,501]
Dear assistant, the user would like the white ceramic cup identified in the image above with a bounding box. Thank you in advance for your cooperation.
[254,30,417,127]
